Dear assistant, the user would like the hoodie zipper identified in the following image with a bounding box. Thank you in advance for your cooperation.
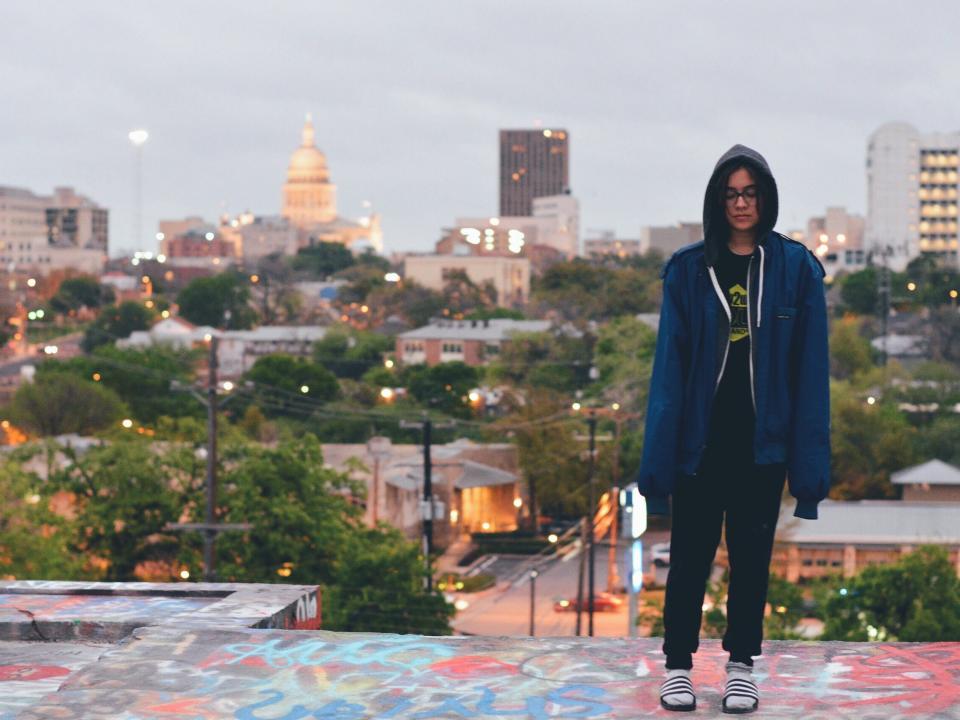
[745,255,757,414]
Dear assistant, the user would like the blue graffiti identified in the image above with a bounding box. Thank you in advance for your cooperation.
[223,637,456,670]
[235,690,366,720]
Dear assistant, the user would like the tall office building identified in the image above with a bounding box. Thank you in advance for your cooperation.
[0,185,107,275]
[499,128,569,216]
[45,186,109,251]
[866,122,960,270]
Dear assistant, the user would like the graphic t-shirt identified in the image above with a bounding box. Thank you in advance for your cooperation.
[705,243,755,462]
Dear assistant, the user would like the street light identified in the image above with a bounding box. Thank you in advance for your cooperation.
[128,129,149,251]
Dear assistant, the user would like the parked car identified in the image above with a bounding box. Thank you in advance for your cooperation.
[651,542,671,567]
[553,593,623,613]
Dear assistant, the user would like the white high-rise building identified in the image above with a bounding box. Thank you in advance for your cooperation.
[866,123,960,271]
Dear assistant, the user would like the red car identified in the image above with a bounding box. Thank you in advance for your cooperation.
[554,593,623,613]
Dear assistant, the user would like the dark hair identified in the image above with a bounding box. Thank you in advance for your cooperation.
[714,161,775,236]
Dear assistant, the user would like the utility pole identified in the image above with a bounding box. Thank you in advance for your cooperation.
[167,337,251,581]
[586,410,597,636]
[575,517,586,636]
[400,414,455,590]
[204,336,218,580]
[529,568,539,636]
[573,406,614,637]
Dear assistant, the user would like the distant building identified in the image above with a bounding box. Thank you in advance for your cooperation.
[118,317,326,378]
[866,122,960,271]
[160,224,238,261]
[499,128,570,216]
[891,459,960,502]
[279,116,382,252]
[216,325,327,377]
[798,207,866,279]
[768,500,960,581]
[639,222,702,257]
[584,232,642,258]
[869,333,928,366]
[404,254,530,307]
[322,437,522,543]
[396,318,550,367]
[0,185,106,275]
[44,187,108,251]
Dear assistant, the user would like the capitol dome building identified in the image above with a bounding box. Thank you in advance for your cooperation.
[282,114,337,226]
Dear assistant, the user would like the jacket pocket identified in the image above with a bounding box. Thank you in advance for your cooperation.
[775,305,796,319]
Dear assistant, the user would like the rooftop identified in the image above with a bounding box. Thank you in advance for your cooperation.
[2,580,956,719]
[399,318,551,341]
[891,458,960,486]
[779,500,960,545]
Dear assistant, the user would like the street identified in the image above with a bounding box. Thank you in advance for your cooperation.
[452,531,670,637]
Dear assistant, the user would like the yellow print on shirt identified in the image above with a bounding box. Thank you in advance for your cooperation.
[728,283,748,342]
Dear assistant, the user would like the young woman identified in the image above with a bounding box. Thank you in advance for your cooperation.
[636,145,831,714]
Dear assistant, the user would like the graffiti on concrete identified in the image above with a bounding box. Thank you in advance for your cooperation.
[0,593,216,623]
[15,627,960,719]
[0,641,110,720]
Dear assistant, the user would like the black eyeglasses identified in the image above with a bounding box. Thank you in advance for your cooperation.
[725,186,758,205]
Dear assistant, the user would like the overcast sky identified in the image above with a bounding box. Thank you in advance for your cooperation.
[2,1,959,257]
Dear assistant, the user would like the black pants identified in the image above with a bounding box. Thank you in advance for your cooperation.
[661,453,786,669]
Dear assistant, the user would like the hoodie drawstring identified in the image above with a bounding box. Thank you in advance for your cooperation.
[756,244,765,327]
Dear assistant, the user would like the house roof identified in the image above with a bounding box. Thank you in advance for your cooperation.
[777,500,960,545]
[890,458,960,486]
[398,319,550,341]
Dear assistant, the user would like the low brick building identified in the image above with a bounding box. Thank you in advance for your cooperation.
[396,318,550,367]
[767,500,960,582]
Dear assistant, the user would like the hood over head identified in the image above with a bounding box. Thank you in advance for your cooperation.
[702,144,778,267]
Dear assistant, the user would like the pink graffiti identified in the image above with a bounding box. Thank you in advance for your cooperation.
[836,643,960,715]
[430,655,521,678]
[0,664,71,682]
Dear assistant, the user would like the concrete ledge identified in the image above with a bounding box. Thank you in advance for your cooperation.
[0,580,320,641]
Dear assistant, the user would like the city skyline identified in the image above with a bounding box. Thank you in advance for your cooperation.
[2,2,960,256]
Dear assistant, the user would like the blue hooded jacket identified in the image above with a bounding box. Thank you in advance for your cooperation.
[636,145,831,520]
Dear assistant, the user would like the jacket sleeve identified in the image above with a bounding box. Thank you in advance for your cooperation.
[787,252,831,520]
[636,258,689,507]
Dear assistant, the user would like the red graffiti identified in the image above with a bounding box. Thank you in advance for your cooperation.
[431,655,521,678]
[836,643,960,715]
[0,664,71,682]
[145,697,221,719]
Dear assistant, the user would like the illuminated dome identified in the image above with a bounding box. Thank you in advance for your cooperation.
[287,114,330,183]
[282,114,337,226]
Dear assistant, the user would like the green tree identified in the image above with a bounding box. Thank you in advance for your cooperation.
[0,453,86,580]
[314,327,394,380]
[199,436,361,585]
[822,545,960,642]
[364,279,445,328]
[39,345,201,424]
[177,272,256,329]
[489,388,587,518]
[839,267,878,315]
[489,330,594,393]
[52,439,193,580]
[292,241,356,277]
[593,316,656,411]
[51,276,114,313]
[323,526,454,634]
[830,380,917,500]
[244,354,339,418]
[405,361,479,418]
[764,574,805,639]
[829,316,875,380]
[82,301,154,351]
[916,415,960,466]
[7,373,125,436]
